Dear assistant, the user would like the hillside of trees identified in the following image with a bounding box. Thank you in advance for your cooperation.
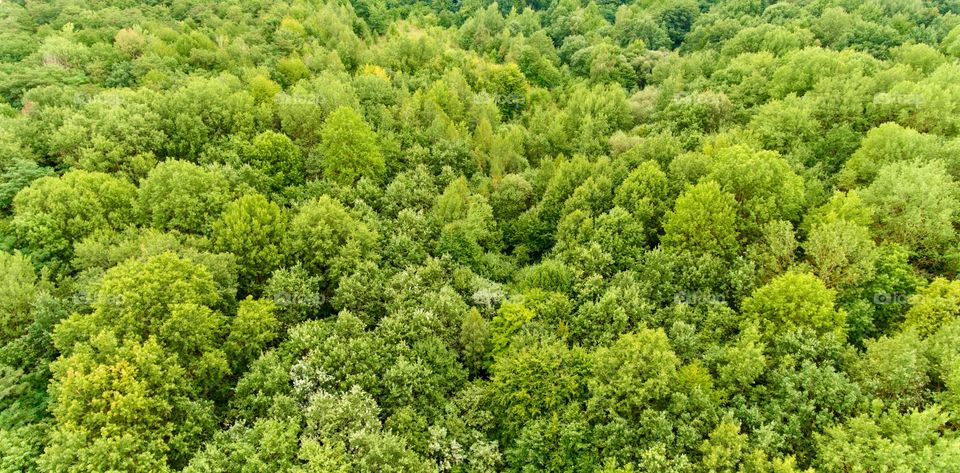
[2,0,960,471]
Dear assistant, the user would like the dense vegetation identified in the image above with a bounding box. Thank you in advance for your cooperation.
[2,0,960,471]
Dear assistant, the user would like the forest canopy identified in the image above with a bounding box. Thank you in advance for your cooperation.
[2,0,960,471]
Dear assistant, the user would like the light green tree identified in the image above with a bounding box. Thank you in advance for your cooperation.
[742,271,846,339]
[803,220,877,290]
[138,160,232,235]
[12,170,137,262]
[213,194,286,295]
[662,181,740,259]
[318,106,385,185]
[903,278,960,337]
[861,160,959,266]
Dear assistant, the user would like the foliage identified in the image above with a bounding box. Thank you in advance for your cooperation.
[1,0,958,471]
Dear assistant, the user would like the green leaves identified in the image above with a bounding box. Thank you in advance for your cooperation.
[903,278,960,337]
[588,327,679,417]
[861,160,960,267]
[53,252,221,358]
[0,251,36,345]
[243,131,304,190]
[42,333,191,472]
[704,145,806,238]
[804,219,877,290]
[7,1,960,471]
[815,407,960,472]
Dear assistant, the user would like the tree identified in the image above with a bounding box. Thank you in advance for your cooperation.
[53,253,222,357]
[155,75,266,161]
[460,308,491,374]
[486,338,589,442]
[263,265,323,328]
[285,196,378,289]
[0,251,36,345]
[942,24,960,58]
[838,123,949,188]
[54,91,166,179]
[0,159,54,211]
[587,328,678,419]
[276,73,361,149]
[903,278,960,337]
[803,220,877,290]
[491,174,534,223]
[12,170,137,262]
[41,332,216,472]
[704,145,806,238]
[662,181,740,259]
[815,408,960,471]
[479,62,527,119]
[613,6,670,50]
[853,331,929,409]
[184,418,301,473]
[613,160,669,245]
[243,131,304,190]
[748,95,822,165]
[658,0,699,48]
[138,160,232,235]
[747,220,798,284]
[742,272,846,339]
[213,194,286,295]
[318,106,385,185]
[801,190,874,234]
[43,252,235,469]
[225,297,279,372]
[861,160,959,266]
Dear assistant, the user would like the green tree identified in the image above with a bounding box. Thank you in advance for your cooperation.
[815,408,960,471]
[704,145,806,238]
[747,220,798,284]
[662,181,740,259]
[317,106,385,186]
[479,62,528,119]
[853,331,929,409]
[903,278,960,337]
[285,196,378,289]
[12,170,137,262]
[742,272,846,339]
[213,194,286,295]
[861,160,959,266]
[658,0,699,48]
[243,131,304,190]
[263,265,323,328]
[225,297,279,372]
[184,418,301,473]
[41,333,214,472]
[487,338,589,442]
[803,220,877,290]
[801,190,874,234]
[0,251,37,345]
[838,123,950,188]
[138,160,232,235]
[587,327,679,419]
[0,159,54,211]
[613,160,669,245]
[155,76,266,161]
